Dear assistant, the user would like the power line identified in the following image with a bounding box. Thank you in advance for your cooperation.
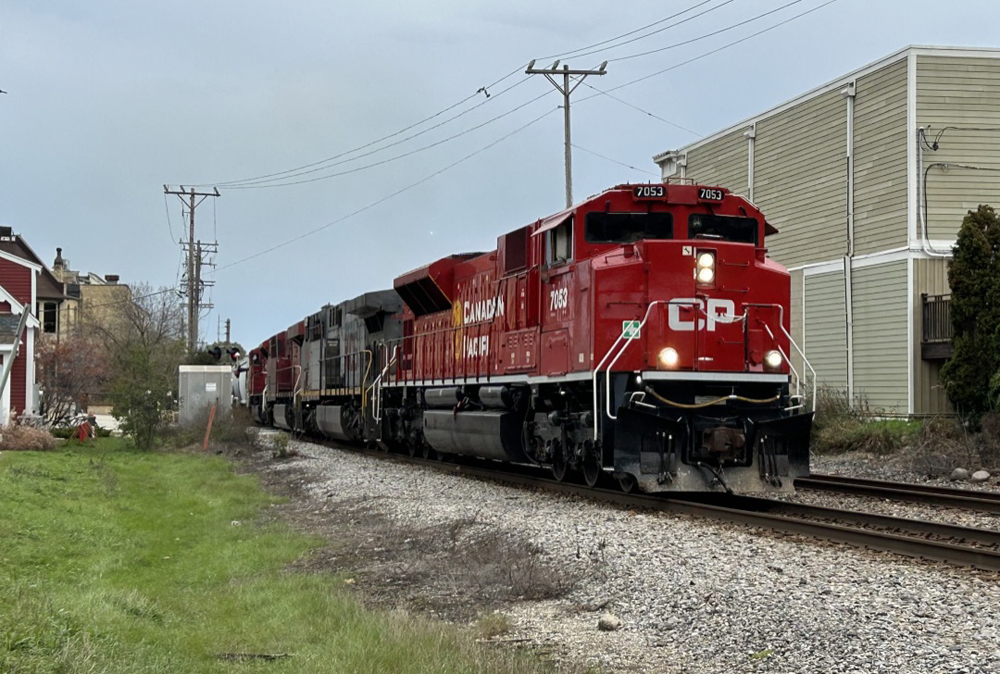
[537,0,724,61]
[582,83,701,136]
[199,66,528,188]
[223,85,554,190]
[195,1,745,190]
[163,193,177,245]
[572,143,660,177]
[212,107,559,273]
[597,0,839,95]
[604,0,807,63]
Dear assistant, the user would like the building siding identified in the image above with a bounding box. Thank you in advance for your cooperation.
[0,259,32,306]
[684,128,749,196]
[852,260,909,413]
[804,270,847,392]
[853,59,909,255]
[754,90,847,269]
[913,257,952,415]
[917,55,1000,241]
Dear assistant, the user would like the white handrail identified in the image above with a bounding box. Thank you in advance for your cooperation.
[592,299,680,440]
[368,345,398,426]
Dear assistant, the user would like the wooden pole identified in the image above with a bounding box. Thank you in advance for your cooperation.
[203,403,217,451]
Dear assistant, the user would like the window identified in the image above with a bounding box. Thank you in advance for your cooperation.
[688,214,758,245]
[41,302,57,334]
[546,217,573,266]
[585,212,674,244]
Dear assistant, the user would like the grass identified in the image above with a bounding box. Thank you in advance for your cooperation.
[0,439,558,673]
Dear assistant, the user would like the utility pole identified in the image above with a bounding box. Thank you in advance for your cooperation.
[163,185,219,350]
[525,60,607,208]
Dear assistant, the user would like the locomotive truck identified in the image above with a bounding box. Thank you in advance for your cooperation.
[247,182,813,493]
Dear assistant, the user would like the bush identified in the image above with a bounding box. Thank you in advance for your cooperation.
[1,418,57,450]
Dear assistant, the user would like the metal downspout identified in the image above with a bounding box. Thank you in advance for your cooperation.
[842,82,856,404]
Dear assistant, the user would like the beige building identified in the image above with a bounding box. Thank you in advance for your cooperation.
[654,46,1000,416]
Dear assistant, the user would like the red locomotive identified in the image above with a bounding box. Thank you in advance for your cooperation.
[247,182,813,493]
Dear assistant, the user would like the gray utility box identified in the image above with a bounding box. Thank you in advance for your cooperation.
[178,365,234,427]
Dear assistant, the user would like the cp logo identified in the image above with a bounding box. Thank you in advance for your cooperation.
[667,298,736,332]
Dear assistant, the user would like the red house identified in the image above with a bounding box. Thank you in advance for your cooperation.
[0,248,40,422]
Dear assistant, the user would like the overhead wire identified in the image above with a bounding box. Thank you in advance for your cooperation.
[594,0,839,95]
[222,84,553,189]
[163,193,177,245]
[580,83,701,136]
[211,106,559,273]
[198,65,528,188]
[536,0,733,61]
[572,144,660,177]
[603,0,807,63]
[197,1,755,189]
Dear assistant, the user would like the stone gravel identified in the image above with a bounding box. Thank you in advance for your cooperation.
[261,438,1000,673]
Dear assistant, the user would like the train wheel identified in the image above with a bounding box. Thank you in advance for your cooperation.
[582,451,601,488]
[422,443,436,460]
[551,447,568,482]
[617,474,637,493]
[408,440,419,457]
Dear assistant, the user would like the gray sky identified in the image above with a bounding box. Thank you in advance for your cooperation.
[3,0,998,348]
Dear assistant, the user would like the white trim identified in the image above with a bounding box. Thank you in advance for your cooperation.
[745,123,756,201]
[653,45,1000,166]
[26,327,35,414]
[907,50,918,248]
[925,240,955,253]
[793,245,956,276]
[0,248,42,273]
[641,371,788,384]
[907,256,914,416]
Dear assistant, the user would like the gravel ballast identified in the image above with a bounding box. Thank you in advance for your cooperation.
[252,438,1000,673]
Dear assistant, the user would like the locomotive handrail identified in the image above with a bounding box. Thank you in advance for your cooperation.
[592,299,678,440]
[369,344,398,427]
[754,304,816,412]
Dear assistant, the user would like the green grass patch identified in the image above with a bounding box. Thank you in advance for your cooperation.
[0,440,557,673]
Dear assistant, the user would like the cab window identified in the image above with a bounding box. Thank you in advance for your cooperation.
[585,212,674,243]
[688,214,758,245]
[546,216,573,266]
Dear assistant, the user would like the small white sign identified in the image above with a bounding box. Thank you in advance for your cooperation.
[205,382,217,392]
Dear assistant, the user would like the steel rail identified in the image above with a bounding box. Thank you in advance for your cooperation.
[306,440,1000,572]
[798,473,1000,514]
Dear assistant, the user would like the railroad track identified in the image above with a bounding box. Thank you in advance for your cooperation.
[798,473,1000,514]
[292,437,1000,573]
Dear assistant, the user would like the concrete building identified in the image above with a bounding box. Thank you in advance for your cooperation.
[654,45,1000,416]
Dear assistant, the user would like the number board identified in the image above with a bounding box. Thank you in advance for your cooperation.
[697,187,725,202]
[633,185,665,199]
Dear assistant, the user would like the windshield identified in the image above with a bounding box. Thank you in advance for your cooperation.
[585,212,674,244]
[688,214,758,245]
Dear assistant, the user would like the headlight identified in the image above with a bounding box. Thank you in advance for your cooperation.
[764,350,783,370]
[696,250,715,285]
[658,347,679,369]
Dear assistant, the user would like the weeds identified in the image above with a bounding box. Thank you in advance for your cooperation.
[810,388,918,455]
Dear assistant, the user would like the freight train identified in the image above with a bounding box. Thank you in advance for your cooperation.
[247,182,813,493]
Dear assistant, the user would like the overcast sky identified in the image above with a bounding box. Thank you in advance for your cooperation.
[3,0,999,348]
